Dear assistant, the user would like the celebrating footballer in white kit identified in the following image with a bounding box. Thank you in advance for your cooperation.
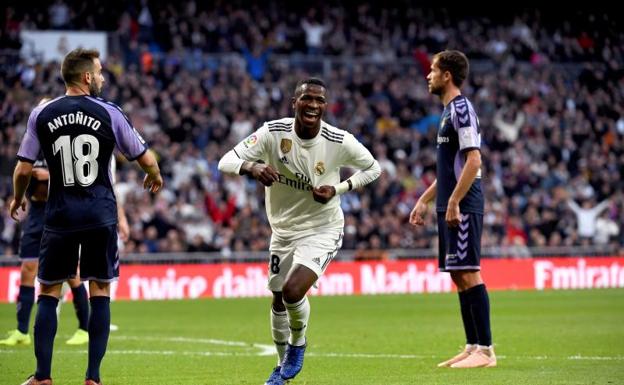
[218,78,380,385]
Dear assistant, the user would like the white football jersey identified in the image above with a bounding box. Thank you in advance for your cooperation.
[232,118,377,240]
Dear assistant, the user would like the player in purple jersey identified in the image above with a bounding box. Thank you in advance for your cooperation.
[410,50,496,368]
[10,48,162,385]
[1,94,129,350]
[0,157,92,348]
[0,156,130,349]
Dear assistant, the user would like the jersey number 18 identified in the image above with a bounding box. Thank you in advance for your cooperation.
[53,134,99,187]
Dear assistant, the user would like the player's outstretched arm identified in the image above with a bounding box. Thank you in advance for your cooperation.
[10,160,34,220]
[136,150,163,193]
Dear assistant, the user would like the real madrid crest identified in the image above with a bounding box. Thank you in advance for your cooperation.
[314,161,326,176]
[280,138,292,154]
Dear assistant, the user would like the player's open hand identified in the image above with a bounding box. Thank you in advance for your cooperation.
[143,173,163,193]
[118,215,130,242]
[312,185,336,204]
[409,200,428,226]
[445,200,461,227]
[251,163,279,186]
[9,197,27,221]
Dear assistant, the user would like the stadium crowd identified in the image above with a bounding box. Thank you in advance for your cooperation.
[1,2,623,257]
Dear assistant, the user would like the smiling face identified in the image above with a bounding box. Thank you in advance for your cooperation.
[292,83,327,134]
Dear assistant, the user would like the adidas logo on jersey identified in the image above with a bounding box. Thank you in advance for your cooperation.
[312,257,321,265]
[279,156,289,164]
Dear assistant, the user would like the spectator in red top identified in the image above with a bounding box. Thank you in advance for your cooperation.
[205,190,236,225]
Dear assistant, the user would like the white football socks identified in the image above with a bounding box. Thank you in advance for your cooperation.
[284,296,310,346]
[271,308,289,365]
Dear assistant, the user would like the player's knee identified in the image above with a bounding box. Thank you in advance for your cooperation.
[40,283,63,298]
[68,276,82,288]
[20,261,38,284]
[89,280,111,297]
[451,270,482,291]
[281,282,305,304]
[272,292,286,312]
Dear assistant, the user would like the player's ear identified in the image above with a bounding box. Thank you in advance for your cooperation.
[84,71,92,85]
[291,96,296,110]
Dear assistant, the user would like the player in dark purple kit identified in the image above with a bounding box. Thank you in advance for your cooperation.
[10,48,163,385]
[0,156,92,348]
[410,50,496,368]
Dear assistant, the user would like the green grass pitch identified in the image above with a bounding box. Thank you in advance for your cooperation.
[1,289,623,384]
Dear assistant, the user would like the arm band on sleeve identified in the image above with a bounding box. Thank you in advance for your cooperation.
[218,150,245,175]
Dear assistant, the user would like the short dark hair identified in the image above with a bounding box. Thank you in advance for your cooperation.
[294,77,327,96]
[61,48,100,86]
[433,50,469,88]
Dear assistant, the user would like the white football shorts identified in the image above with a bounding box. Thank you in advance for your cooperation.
[267,229,344,292]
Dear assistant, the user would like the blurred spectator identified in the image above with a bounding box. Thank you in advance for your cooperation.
[48,0,70,29]
[566,198,611,240]
[301,10,332,54]
[1,3,623,255]
[594,210,619,245]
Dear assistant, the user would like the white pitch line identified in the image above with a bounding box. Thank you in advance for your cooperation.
[109,335,276,356]
[112,335,257,347]
[308,353,624,361]
[0,349,267,358]
[1,349,623,361]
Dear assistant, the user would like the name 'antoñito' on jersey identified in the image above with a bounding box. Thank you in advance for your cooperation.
[17,95,147,232]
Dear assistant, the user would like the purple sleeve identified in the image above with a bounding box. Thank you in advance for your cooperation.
[17,109,42,163]
[452,99,481,151]
[110,109,148,161]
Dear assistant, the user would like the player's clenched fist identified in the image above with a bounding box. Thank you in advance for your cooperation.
[250,162,279,186]
[312,185,336,204]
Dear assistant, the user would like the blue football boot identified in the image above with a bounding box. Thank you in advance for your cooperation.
[264,366,285,385]
[280,342,307,379]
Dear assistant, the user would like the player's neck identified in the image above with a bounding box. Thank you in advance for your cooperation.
[294,123,320,139]
[65,84,90,97]
[441,88,461,107]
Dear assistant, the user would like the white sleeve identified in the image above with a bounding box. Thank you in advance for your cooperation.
[567,199,581,214]
[218,149,245,175]
[333,133,381,195]
[593,199,610,215]
[218,124,271,175]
